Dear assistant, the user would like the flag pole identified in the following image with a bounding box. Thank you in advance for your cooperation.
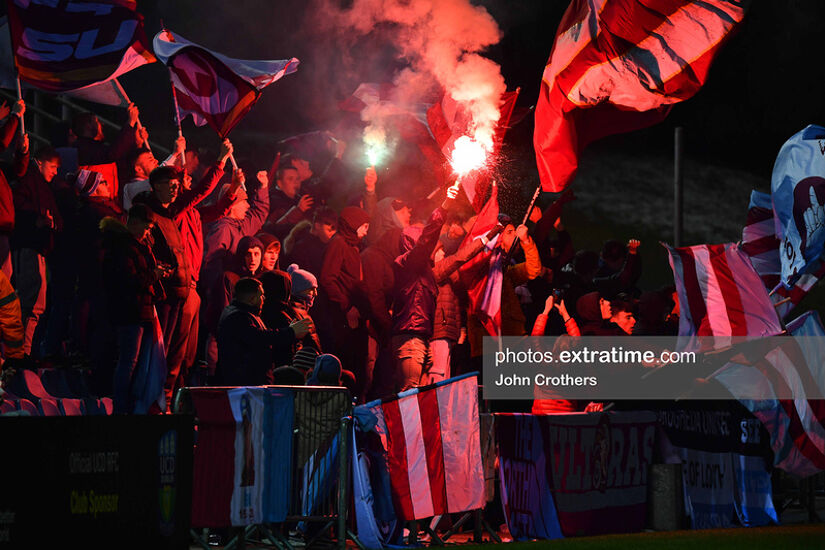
[168,76,186,169]
[506,181,542,259]
[14,77,25,135]
[113,78,152,154]
[7,29,25,135]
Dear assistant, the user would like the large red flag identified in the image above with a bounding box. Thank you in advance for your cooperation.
[5,0,155,92]
[153,30,299,139]
[534,0,748,192]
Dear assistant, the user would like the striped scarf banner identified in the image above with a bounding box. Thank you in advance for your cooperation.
[534,0,748,192]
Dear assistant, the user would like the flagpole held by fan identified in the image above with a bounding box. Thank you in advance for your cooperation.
[168,75,186,169]
[113,78,152,154]
[505,182,542,260]
[6,27,25,135]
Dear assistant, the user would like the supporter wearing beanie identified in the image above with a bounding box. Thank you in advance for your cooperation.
[286,263,322,353]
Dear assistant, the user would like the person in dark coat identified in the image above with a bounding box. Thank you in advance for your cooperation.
[215,277,311,386]
[286,264,323,354]
[259,267,296,368]
[100,205,164,413]
[390,185,457,391]
[11,146,64,356]
[262,165,314,240]
[286,206,336,279]
[316,205,370,395]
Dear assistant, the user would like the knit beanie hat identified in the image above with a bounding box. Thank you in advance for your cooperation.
[287,264,318,296]
[307,354,342,386]
[74,169,103,196]
[292,346,319,374]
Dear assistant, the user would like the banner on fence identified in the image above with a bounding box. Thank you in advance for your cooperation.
[189,387,293,527]
[655,401,777,528]
[497,411,657,539]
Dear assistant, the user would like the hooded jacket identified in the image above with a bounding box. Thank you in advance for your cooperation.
[206,235,264,334]
[361,227,402,342]
[319,206,370,314]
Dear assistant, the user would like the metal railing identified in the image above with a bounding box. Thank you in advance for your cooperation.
[0,88,170,154]
[175,385,355,550]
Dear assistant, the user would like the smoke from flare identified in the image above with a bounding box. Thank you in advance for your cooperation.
[319,0,506,160]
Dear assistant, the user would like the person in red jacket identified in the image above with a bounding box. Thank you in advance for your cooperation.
[0,99,27,280]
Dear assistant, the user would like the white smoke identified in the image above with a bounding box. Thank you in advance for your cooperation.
[317,0,507,157]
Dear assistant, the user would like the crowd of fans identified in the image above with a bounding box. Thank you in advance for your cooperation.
[0,97,681,414]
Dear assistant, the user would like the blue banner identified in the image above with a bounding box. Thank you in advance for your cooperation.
[263,388,294,523]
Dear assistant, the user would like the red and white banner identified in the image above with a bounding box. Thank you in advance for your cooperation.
[189,388,268,527]
[717,311,825,478]
[534,0,747,192]
[5,0,155,92]
[367,374,484,520]
[665,242,783,344]
[153,29,298,138]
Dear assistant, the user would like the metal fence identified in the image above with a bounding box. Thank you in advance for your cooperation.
[175,385,353,550]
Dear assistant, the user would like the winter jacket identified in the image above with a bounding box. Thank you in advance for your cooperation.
[319,206,370,315]
[360,227,401,343]
[133,193,190,301]
[391,207,446,337]
[259,268,297,367]
[263,186,309,240]
[215,300,296,386]
[100,217,163,325]
[0,115,27,236]
[10,162,63,254]
[206,235,264,335]
[173,163,226,284]
[431,236,487,342]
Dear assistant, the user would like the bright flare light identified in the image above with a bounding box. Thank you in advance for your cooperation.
[366,144,384,167]
[450,136,487,176]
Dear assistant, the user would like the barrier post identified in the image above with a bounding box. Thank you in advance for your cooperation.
[337,416,350,549]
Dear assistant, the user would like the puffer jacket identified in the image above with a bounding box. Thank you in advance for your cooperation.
[431,235,486,342]
[390,207,446,337]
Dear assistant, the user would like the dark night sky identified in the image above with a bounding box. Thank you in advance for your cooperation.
[7,1,825,177]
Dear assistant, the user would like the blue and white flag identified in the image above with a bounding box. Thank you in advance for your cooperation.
[770,125,825,287]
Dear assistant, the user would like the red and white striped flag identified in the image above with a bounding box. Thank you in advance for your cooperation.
[665,242,783,344]
[362,374,484,520]
[741,190,825,318]
[716,311,825,477]
[535,0,748,192]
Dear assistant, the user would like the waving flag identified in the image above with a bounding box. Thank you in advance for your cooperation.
[770,125,825,288]
[535,0,748,192]
[716,311,825,477]
[665,242,782,348]
[153,30,298,138]
[459,183,503,337]
[5,0,154,92]
[354,374,484,521]
[741,190,825,318]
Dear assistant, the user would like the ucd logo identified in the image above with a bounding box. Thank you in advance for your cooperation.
[158,430,177,537]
